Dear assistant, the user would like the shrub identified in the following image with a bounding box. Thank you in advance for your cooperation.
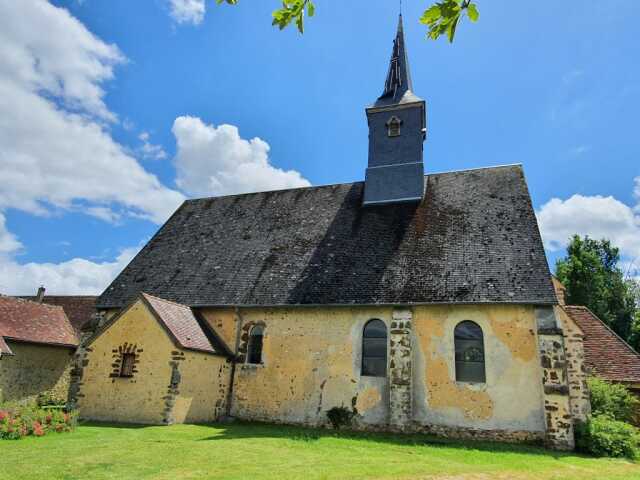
[576,415,640,459]
[326,406,356,429]
[0,403,77,440]
[36,391,66,408]
[588,377,639,423]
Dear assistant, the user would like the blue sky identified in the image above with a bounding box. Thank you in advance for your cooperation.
[0,0,639,294]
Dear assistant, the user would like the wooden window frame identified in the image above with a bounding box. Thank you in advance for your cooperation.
[119,352,136,378]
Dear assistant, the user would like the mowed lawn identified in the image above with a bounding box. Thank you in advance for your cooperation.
[1,422,639,480]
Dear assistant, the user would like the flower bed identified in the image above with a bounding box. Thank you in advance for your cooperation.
[0,403,77,440]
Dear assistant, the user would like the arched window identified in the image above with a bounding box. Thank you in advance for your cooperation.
[361,319,387,377]
[386,116,402,137]
[247,325,264,364]
[454,321,486,383]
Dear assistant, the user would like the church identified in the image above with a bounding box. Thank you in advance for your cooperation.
[69,17,589,450]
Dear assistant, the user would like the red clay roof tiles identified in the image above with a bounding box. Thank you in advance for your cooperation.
[0,296,79,352]
[140,293,217,354]
[563,305,640,384]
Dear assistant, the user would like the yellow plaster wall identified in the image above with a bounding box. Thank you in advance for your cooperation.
[78,300,174,424]
[172,352,231,424]
[79,300,231,425]
[413,304,546,432]
[199,308,237,351]
[214,306,393,426]
[0,342,74,404]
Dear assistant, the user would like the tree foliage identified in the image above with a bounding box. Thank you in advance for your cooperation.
[556,235,639,345]
[216,0,479,42]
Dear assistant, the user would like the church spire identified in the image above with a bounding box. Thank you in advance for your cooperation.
[363,15,426,206]
[376,14,421,107]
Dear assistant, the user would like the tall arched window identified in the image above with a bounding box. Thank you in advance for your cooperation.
[454,321,486,383]
[361,319,387,377]
[247,325,264,364]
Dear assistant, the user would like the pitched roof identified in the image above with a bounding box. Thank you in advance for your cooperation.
[98,165,556,308]
[563,305,640,384]
[20,296,97,333]
[0,296,79,353]
[91,293,231,356]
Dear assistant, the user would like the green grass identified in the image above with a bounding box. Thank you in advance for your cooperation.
[1,422,639,480]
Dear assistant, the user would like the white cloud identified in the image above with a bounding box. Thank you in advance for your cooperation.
[0,246,141,296]
[537,189,640,259]
[173,116,311,197]
[138,132,168,160]
[0,210,141,295]
[0,213,22,255]
[169,0,205,25]
[0,0,185,225]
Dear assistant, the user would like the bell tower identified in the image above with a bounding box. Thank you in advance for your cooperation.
[363,15,426,206]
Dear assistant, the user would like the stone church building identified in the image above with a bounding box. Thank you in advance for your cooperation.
[71,17,589,450]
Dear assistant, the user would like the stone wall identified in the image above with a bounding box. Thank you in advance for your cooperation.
[556,306,590,422]
[209,304,550,440]
[536,307,575,450]
[0,341,74,404]
[75,299,230,424]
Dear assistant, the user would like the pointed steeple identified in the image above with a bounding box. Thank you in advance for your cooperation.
[363,15,426,206]
[375,15,422,107]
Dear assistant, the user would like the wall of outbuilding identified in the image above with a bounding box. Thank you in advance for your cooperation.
[0,342,74,404]
[75,300,229,424]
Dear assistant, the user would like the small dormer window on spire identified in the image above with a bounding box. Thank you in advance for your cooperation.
[386,116,402,137]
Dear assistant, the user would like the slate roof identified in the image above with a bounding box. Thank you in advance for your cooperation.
[20,296,97,334]
[563,306,640,384]
[98,164,556,308]
[0,296,79,355]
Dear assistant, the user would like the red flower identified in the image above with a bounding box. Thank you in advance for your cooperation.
[33,421,45,436]
[45,414,53,425]
[0,411,7,422]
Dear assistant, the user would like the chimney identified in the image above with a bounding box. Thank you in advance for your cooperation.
[36,286,45,303]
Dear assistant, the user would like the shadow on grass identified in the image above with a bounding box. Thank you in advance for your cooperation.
[196,420,579,460]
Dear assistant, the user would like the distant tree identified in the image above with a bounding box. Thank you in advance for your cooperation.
[215,0,479,42]
[556,235,638,343]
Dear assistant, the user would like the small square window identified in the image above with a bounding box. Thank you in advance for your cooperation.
[120,353,135,377]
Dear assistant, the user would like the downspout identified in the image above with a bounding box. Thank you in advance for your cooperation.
[225,307,244,419]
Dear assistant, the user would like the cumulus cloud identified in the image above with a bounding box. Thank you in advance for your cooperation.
[0,245,141,296]
[0,0,185,225]
[138,132,168,160]
[537,187,640,259]
[169,0,205,25]
[173,116,311,197]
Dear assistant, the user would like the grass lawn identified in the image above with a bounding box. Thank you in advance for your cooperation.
[1,422,639,480]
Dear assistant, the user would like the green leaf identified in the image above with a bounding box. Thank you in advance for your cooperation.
[467,3,479,22]
[307,0,315,18]
[420,5,441,25]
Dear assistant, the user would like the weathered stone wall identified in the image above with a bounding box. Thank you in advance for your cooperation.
[413,304,546,434]
[536,307,575,450]
[389,308,412,429]
[205,304,549,440]
[555,306,590,422]
[0,342,74,404]
[75,299,229,424]
[225,306,392,427]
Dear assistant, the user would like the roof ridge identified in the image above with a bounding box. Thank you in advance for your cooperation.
[140,292,190,309]
[0,295,66,312]
[185,164,524,204]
